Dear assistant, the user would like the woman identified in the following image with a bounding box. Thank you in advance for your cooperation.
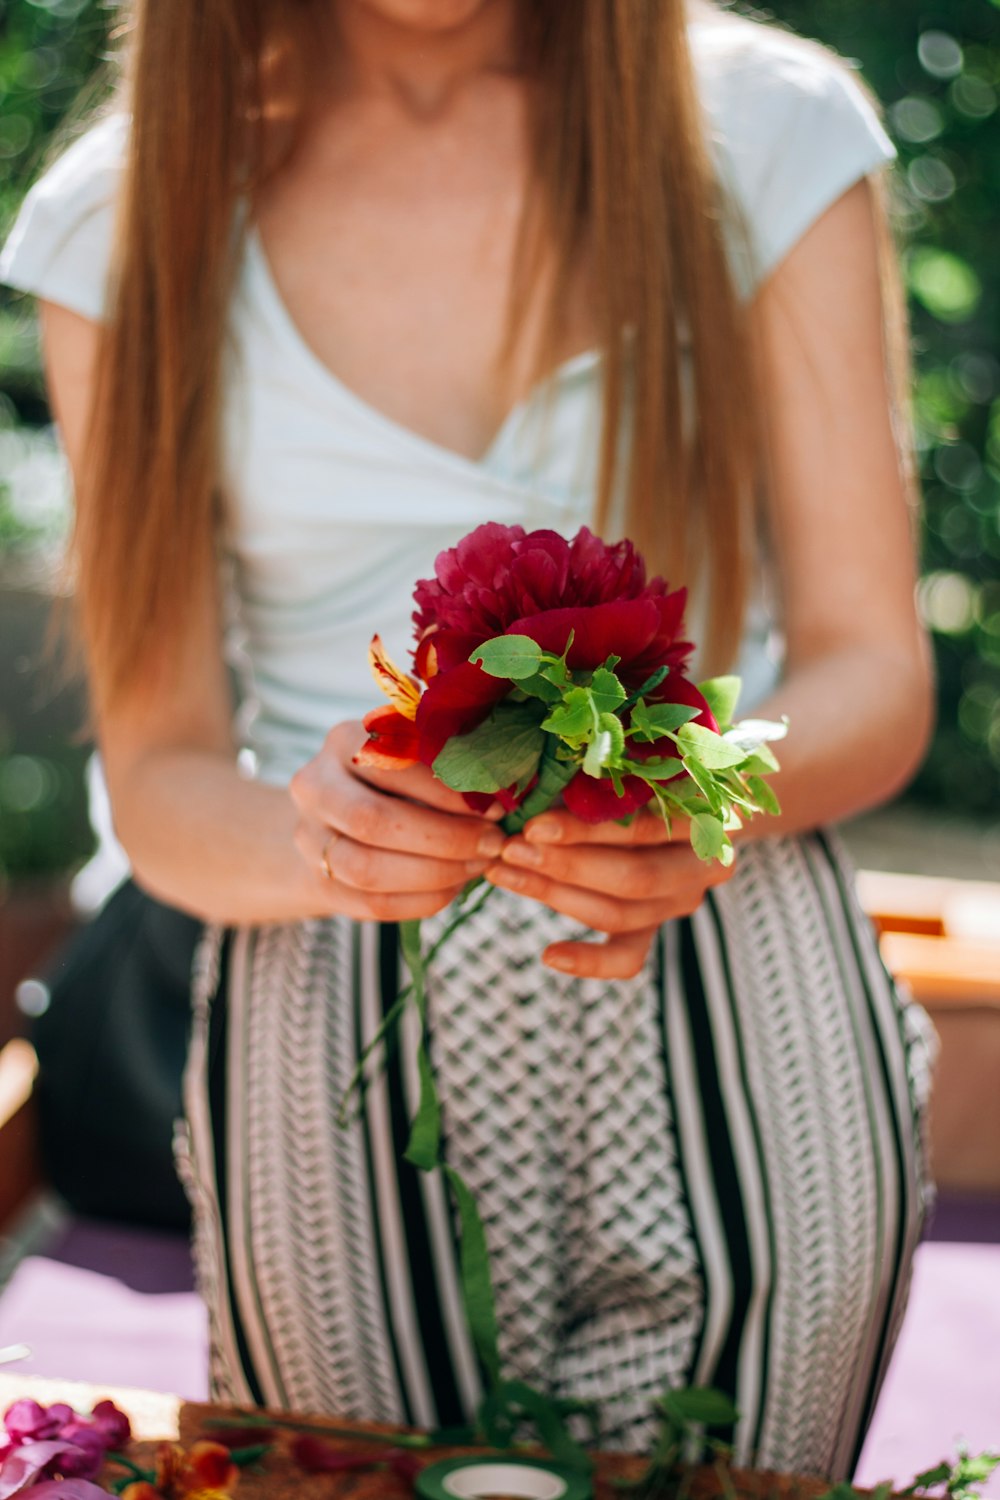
[2,0,936,1478]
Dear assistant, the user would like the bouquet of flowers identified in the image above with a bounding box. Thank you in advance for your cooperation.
[357,522,783,849]
[342,522,785,1462]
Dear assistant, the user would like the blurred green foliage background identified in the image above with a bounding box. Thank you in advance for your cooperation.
[0,0,997,882]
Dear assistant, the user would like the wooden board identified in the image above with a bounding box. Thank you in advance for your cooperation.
[0,1375,846,1500]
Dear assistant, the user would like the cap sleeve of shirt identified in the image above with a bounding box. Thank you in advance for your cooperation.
[692,18,898,300]
[0,112,128,323]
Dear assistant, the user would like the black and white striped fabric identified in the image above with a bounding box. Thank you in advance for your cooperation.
[175,827,936,1479]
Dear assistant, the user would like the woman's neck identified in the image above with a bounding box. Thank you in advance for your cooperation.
[321,0,525,119]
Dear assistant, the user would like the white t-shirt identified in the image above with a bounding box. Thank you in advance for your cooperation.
[0,12,897,787]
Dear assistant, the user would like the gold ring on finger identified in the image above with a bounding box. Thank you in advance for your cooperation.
[321,832,339,881]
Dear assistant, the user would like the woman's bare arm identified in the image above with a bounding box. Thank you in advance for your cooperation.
[487,174,935,974]
[38,302,503,925]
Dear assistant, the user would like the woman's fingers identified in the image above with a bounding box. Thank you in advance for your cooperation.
[352,752,503,820]
[523,809,689,847]
[542,927,659,980]
[485,861,673,933]
[498,834,716,902]
[485,839,735,933]
[300,822,490,893]
[328,880,474,923]
[291,733,505,863]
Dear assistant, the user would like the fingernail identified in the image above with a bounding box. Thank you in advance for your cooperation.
[526,817,561,843]
[502,841,541,867]
[488,864,524,890]
[477,829,506,858]
[546,951,577,972]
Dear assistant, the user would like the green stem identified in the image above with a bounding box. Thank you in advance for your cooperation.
[620,665,669,713]
[402,918,440,1169]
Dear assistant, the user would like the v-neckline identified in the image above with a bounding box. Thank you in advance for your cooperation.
[245,223,603,476]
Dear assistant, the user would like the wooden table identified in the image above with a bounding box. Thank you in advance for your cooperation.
[0,1372,849,1500]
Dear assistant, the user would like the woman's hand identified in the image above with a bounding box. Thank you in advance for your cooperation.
[290,720,506,922]
[484,808,737,980]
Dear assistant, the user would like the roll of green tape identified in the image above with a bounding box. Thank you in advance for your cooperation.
[416,1456,593,1500]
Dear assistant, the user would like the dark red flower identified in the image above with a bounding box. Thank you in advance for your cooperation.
[412,524,691,683]
[291,1435,385,1474]
[410,527,693,779]
[414,661,509,765]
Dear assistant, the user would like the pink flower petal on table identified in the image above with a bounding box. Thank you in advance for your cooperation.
[52,1428,105,1480]
[3,1401,61,1443]
[0,1441,78,1498]
[26,1483,112,1500]
[89,1401,131,1450]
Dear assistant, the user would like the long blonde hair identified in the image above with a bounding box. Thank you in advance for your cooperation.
[71,0,911,713]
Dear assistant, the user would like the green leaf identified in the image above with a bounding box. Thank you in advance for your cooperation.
[816,1484,864,1500]
[690,812,728,863]
[444,1166,503,1389]
[432,701,545,793]
[503,747,578,834]
[697,676,741,729]
[741,744,780,775]
[590,666,626,714]
[583,730,612,777]
[540,656,571,688]
[682,757,723,812]
[598,711,626,759]
[542,686,596,742]
[501,1380,594,1473]
[404,1042,441,1170]
[952,1455,1000,1486]
[515,672,563,705]
[630,700,702,739]
[903,1464,953,1493]
[661,1387,739,1428]
[470,635,543,679]
[677,722,747,769]
[745,773,781,816]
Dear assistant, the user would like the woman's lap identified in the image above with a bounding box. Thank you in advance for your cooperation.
[175,828,935,1479]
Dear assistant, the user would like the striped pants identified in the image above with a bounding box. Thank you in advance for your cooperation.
[176,828,936,1480]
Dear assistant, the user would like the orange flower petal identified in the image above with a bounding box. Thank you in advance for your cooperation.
[354,705,421,769]
[368,635,421,720]
[155,1442,183,1490]
[121,1484,160,1500]
[181,1442,238,1496]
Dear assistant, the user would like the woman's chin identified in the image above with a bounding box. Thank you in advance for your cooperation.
[351,0,498,34]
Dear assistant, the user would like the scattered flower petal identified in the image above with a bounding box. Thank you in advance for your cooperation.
[90,1402,130,1450]
[26,1481,112,1500]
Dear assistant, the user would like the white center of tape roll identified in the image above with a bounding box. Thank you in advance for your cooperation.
[442,1464,569,1500]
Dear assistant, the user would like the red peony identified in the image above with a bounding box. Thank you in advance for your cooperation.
[358,522,718,821]
[412,523,692,677]
[412,524,703,767]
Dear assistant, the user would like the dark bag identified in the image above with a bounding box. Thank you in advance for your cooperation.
[33,878,199,1231]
